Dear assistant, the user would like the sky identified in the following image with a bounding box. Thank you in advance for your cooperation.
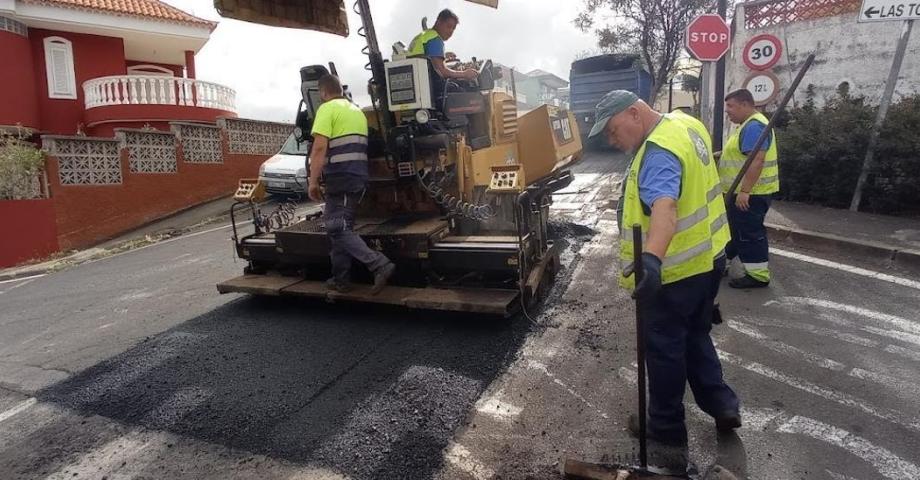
[162,0,599,123]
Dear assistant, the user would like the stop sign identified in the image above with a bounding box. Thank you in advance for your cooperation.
[686,14,731,61]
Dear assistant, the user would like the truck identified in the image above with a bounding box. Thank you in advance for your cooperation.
[569,54,652,148]
[214,0,583,317]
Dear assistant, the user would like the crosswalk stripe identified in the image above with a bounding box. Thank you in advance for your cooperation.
[717,349,920,432]
[0,398,36,423]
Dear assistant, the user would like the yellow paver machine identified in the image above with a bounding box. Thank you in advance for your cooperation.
[215,0,583,316]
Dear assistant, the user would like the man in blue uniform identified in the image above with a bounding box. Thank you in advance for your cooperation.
[588,91,741,462]
[408,9,478,81]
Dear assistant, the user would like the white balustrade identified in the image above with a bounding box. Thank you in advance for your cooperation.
[83,75,237,113]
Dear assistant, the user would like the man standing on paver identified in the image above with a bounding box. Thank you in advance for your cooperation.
[588,90,741,461]
[308,74,395,294]
[720,89,779,289]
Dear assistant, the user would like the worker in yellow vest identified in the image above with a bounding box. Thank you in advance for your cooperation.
[588,91,740,460]
[408,9,478,81]
[720,89,780,289]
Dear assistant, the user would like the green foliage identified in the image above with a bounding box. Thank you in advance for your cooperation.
[574,0,720,101]
[0,127,45,200]
[777,86,920,214]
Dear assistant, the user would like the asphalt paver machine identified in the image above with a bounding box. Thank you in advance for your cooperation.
[215,0,583,316]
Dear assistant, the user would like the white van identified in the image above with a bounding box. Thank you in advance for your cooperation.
[258,132,309,196]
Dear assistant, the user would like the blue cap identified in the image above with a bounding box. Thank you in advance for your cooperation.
[588,90,640,138]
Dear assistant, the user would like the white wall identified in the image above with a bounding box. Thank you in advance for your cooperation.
[728,2,920,109]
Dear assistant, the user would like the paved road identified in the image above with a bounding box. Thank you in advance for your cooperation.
[2,152,919,479]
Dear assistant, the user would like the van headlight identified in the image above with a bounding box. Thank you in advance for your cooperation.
[259,164,266,176]
[415,109,430,124]
[296,167,307,178]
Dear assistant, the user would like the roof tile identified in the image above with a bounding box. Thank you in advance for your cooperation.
[22,0,217,29]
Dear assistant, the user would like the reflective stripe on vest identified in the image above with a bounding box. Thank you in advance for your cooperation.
[619,113,722,290]
[720,112,780,195]
[409,29,440,56]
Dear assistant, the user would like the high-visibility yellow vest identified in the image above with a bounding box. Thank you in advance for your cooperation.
[619,113,727,289]
[720,111,779,195]
[311,98,368,176]
[409,29,440,56]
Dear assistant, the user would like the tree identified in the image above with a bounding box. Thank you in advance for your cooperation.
[677,73,701,111]
[575,0,719,102]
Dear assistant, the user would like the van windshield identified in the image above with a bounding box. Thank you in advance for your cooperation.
[280,133,310,156]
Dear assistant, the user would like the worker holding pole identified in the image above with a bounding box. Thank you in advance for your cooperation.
[588,90,741,463]
[720,89,779,289]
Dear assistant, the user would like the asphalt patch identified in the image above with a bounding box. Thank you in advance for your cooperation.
[33,296,530,480]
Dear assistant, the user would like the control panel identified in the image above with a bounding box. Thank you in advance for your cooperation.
[385,58,433,111]
[488,166,523,192]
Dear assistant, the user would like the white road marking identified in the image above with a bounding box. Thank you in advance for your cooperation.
[445,443,495,480]
[717,350,920,431]
[0,277,39,295]
[727,321,847,371]
[43,430,155,480]
[527,360,609,419]
[618,364,912,480]
[775,297,920,336]
[772,247,920,290]
[0,397,37,423]
[744,316,880,348]
[0,274,45,285]
[778,416,920,480]
[849,368,920,398]
[885,344,920,363]
[474,394,522,422]
[826,470,861,480]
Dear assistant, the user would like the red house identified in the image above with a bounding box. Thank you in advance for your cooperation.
[0,0,237,138]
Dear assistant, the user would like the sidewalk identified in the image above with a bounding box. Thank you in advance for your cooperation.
[766,200,920,269]
[0,195,317,281]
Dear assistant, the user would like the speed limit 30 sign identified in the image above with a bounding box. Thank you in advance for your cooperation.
[743,34,783,70]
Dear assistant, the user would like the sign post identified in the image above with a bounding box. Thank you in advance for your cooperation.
[850,0,915,211]
[686,14,731,133]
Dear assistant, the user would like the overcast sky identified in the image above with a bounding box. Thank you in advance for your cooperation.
[162,0,598,123]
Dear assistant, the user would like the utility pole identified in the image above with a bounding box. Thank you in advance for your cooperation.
[850,19,914,211]
[713,0,728,151]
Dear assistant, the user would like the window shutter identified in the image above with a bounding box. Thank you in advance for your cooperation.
[44,37,76,99]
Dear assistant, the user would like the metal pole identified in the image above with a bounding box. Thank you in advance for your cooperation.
[728,53,815,196]
[631,224,648,469]
[700,62,714,131]
[668,78,674,112]
[850,19,914,211]
[713,0,728,151]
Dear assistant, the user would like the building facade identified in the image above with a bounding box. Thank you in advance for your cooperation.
[728,0,920,108]
[0,0,237,138]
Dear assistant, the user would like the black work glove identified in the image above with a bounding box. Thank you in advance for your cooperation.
[632,252,662,300]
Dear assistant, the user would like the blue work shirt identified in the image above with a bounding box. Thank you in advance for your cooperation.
[424,36,445,58]
[638,143,682,209]
[740,119,772,155]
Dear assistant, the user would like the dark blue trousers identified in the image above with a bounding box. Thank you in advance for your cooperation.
[726,195,772,282]
[638,256,739,442]
[323,189,390,283]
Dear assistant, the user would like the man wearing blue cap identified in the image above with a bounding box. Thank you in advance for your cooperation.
[589,91,741,450]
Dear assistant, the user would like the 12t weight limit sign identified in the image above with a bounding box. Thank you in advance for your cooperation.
[743,34,783,70]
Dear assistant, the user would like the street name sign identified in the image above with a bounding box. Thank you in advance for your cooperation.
[686,14,731,61]
[859,0,920,22]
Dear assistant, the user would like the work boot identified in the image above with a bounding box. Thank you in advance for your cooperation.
[326,277,353,293]
[627,414,687,446]
[728,275,769,289]
[371,262,396,295]
[714,411,742,432]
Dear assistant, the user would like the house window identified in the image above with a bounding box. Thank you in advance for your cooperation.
[43,37,77,100]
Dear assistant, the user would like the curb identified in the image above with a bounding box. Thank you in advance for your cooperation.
[766,223,920,270]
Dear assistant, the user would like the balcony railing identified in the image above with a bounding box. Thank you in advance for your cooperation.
[83,75,236,113]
